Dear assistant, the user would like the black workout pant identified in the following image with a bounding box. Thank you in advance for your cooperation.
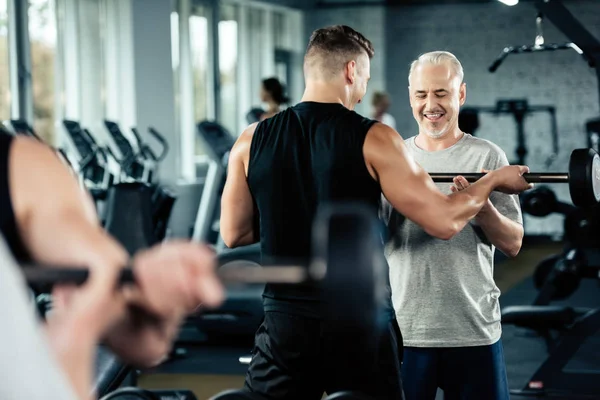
[243,311,405,400]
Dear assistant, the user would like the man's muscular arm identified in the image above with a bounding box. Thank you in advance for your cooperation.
[220,124,258,248]
[364,123,530,240]
[10,138,128,269]
[9,138,223,367]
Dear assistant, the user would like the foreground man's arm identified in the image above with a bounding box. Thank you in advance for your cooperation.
[9,137,224,367]
[364,123,531,240]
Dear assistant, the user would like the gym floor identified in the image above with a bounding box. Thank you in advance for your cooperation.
[135,238,600,399]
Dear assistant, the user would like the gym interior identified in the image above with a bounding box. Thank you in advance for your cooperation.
[1,0,599,399]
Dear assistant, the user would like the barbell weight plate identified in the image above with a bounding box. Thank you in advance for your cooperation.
[533,254,562,290]
[520,186,558,217]
[568,148,600,208]
[533,253,581,301]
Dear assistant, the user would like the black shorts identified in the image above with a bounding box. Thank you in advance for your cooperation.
[243,311,405,400]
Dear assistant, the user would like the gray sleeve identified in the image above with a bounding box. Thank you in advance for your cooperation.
[486,147,523,225]
[0,239,79,400]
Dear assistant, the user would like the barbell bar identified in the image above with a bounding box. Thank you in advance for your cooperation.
[428,148,600,208]
[22,263,311,286]
[429,173,568,183]
[22,203,390,345]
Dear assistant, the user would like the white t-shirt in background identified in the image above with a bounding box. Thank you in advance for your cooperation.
[381,113,396,130]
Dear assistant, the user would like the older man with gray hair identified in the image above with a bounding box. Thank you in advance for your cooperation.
[381,51,524,400]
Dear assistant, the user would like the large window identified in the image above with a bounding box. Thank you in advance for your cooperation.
[28,0,57,143]
[218,4,237,136]
[191,6,209,123]
[273,11,285,50]
[0,0,9,121]
[190,5,209,154]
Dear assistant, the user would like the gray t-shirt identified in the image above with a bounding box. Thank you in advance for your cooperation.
[0,238,78,400]
[381,134,522,347]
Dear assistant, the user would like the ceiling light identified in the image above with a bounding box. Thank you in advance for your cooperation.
[497,0,519,6]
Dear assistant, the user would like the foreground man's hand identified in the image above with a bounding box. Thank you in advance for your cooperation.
[105,241,225,367]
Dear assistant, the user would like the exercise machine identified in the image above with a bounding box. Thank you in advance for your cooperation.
[192,120,235,246]
[103,120,157,184]
[246,107,264,125]
[100,120,176,240]
[191,120,263,341]
[490,0,600,173]
[520,185,575,219]
[586,117,600,155]
[490,0,600,107]
[458,100,559,167]
[60,120,116,193]
[491,0,600,158]
[191,120,261,259]
[501,205,600,398]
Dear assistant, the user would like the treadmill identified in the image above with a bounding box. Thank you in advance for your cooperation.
[192,120,263,340]
[103,120,156,183]
[192,120,234,246]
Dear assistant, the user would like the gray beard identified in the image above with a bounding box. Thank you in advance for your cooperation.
[422,124,449,139]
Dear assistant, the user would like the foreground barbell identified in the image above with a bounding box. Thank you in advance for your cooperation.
[22,203,390,345]
[428,148,600,208]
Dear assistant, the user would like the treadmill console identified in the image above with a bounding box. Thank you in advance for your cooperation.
[196,121,236,164]
[7,120,40,140]
[63,120,96,159]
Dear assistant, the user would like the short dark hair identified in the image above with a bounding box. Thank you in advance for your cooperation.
[304,25,374,78]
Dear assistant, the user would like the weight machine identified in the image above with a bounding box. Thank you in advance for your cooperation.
[490,0,600,154]
[491,2,600,397]
[460,99,559,167]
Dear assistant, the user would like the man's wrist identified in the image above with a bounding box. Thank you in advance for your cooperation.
[485,169,500,190]
[476,199,494,219]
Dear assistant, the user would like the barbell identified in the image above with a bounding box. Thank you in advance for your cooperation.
[22,203,390,346]
[428,148,600,208]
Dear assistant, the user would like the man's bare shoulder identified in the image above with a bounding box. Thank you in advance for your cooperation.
[365,122,406,152]
[232,123,258,154]
[229,123,259,169]
[11,136,60,169]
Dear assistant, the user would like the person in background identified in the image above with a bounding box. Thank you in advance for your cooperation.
[259,77,290,120]
[371,91,396,129]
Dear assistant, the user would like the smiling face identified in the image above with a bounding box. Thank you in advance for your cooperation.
[409,62,466,139]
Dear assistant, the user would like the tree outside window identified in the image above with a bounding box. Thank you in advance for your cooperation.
[29,0,57,144]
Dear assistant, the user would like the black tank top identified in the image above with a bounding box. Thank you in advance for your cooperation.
[247,102,382,317]
[0,133,30,262]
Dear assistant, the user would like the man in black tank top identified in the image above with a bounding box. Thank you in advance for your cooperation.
[221,25,532,400]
